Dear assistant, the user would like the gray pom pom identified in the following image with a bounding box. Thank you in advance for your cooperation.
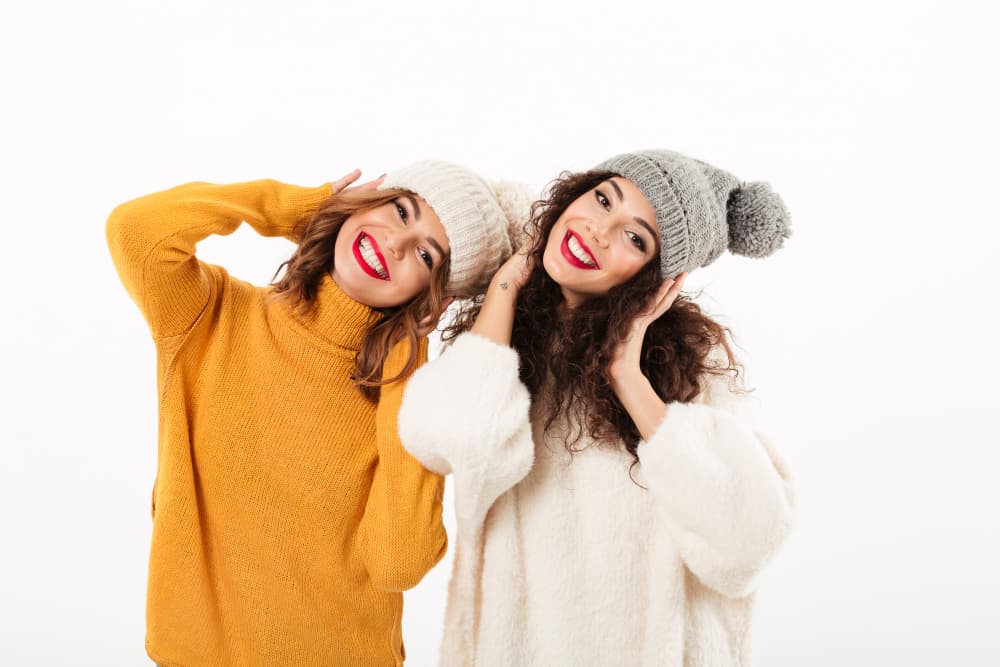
[727,182,791,258]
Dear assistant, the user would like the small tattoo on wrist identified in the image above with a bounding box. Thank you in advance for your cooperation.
[500,282,509,290]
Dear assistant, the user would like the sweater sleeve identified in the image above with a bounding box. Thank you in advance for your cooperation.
[398,333,535,538]
[106,179,332,339]
[357,337,449,592]
[638,357,796,599]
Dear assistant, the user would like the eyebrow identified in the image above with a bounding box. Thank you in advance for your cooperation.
[634,216,658,244]
[404,194,422,221]
[607,179,624,203]
[607,179,657,248]
[426,236,446,260]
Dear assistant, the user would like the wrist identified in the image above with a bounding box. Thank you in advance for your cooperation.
[609,362,647,393]
[488,276,521,300]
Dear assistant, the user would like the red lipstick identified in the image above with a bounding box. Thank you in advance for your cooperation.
[353,232,391,281]
[561,230,600,270]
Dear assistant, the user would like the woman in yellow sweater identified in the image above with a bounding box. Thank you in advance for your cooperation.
[106,162,533,666]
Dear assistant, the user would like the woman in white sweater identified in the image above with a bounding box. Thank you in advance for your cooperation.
[399,149,797,666]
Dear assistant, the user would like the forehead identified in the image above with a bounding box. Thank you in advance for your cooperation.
[610,177,656,222]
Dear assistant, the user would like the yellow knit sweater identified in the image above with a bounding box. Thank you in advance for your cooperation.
[106,180,447,666]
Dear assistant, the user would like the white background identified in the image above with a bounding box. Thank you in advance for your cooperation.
[2,0,998,665]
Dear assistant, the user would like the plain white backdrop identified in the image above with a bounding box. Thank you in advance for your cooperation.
[2,0,998,664]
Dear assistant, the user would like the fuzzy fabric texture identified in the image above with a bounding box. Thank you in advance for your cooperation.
[398,334,796,666]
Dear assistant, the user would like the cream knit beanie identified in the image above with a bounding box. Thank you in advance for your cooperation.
[381,160,535,294]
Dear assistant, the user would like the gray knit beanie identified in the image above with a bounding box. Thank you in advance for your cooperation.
[593,150,791,278]
[381,160,535,294]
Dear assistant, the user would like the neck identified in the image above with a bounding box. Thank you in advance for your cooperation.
[558,287,587,314]
[275,273,380,351]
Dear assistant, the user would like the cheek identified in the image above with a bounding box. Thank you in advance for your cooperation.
[606,252,647,285]
[543,224,568,259]
[541,237,568,279]
[335,218,364,254]
[541,235,557,262]
[333,229,352,268]
[394,263,431,298]
[562,200,588,218]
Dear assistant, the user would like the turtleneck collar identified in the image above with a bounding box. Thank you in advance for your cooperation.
[273,273,380,352]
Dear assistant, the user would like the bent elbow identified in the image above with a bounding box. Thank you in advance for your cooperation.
[684,494,796,600]
[105,203,133,252]
[364,533,448,593]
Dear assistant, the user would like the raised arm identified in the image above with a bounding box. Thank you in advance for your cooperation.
[637,368,795,599]
[106,179,332,338]
[398,332,534,540]
[610,275,794,598]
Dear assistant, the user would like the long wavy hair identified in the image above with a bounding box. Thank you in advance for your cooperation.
[271,188,451,402]
[445,170,747,469]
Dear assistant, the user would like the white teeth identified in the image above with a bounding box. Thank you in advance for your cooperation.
[359,234,388,279]
[567,234,597,267]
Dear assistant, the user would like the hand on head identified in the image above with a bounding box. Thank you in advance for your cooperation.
[331,169,386,195]
[608,272,687,381]
[491,240,537,294]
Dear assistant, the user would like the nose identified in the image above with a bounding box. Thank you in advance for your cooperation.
[584,218,610,248]
[382,227,411,260]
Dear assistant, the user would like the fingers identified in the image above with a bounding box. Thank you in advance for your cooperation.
[493,247,536,292]
[640,276,675,317]
[668,272,687,299]
[331,168,362,194]
[638,272,687,322]
[654,277,675,303]
[622,273,689,349]
[652,272,687,318]
[352,173,386,193]
[333,170,387,196]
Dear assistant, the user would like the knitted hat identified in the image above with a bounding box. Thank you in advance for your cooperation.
[381,160,535,293]
[593,150,792,278]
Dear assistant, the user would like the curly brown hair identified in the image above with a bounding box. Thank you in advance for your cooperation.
[270,188,451,402]
[445,170,748,467]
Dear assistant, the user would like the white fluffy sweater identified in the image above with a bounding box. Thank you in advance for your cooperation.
[398,333,795,666]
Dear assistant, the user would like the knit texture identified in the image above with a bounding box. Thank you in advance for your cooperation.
[107,180,447,666]
[398,334,796,666]
[594,150,792,278]
[381,161,535,294]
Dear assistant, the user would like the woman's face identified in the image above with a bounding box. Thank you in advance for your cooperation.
[541,177,659,307]
[332,194,450,308]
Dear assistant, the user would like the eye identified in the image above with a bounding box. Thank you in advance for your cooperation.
[395,202,408,223]
[626,231,647,252]
[595,189,611,210]
[418,248,433,269]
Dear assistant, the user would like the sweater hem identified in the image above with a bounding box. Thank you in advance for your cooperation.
[145,640,184,667]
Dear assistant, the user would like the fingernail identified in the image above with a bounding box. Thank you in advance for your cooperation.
[378,173,387,179]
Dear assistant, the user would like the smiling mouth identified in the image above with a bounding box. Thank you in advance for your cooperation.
[561,230,600,270]
[353,232,390,281]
